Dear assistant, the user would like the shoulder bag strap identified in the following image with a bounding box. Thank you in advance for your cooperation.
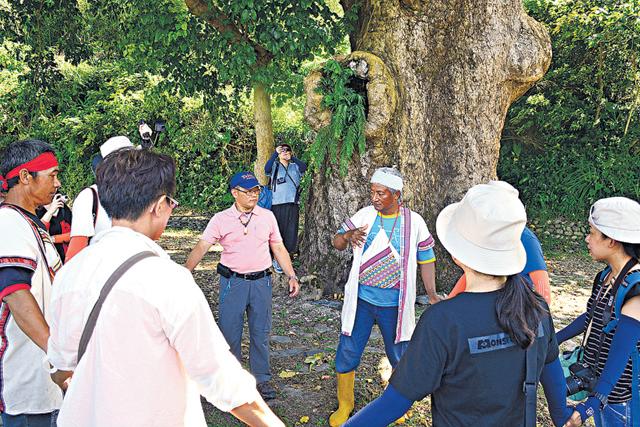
[89,186,99,227]
[77,251,157,363]
[523,328,539,427]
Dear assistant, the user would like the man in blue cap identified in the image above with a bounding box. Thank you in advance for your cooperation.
[186,171,300,401]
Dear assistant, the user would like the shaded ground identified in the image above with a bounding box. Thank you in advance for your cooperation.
[161,213,599,427]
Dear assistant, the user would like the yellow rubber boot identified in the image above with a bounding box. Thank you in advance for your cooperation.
[329,371,355,426]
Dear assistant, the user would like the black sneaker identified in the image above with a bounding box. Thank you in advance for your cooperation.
[257,381,277,401]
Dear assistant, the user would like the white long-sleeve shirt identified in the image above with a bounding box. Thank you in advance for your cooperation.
[47,227,259,427]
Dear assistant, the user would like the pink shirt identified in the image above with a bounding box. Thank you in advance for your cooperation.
[202,204,282,273]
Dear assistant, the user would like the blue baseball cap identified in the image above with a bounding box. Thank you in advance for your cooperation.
[229,171,260,190]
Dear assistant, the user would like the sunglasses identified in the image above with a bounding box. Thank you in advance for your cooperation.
[279,146,292,153]
[235,187,261,197]
[166,195,179,209]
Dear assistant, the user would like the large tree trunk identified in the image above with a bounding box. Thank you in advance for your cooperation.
[253,82,275,184]
[300,0,551,293]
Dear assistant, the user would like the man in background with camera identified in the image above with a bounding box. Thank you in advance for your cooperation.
[0,139,63,426]
[66,135,135,261]
[185,171,300,401]
[264,143,307,273]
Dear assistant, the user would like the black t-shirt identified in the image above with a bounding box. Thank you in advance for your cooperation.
[390,289,558,427]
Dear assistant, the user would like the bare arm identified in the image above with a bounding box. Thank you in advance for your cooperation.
[270,242,300,297]
[230,398,285,427]
[621,294,640,321]
[185,239,214,272]
[420,262,441,304]
[4,289,49,352]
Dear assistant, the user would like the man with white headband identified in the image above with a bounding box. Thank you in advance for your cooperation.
[328,166,438,426]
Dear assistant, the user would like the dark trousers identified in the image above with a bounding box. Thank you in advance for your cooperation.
[335,299,408,373]
[218,274,273,383]
[1,410,58,427]
[271,203,300,253]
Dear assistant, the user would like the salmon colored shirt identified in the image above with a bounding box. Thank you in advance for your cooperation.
[202,204,282,274]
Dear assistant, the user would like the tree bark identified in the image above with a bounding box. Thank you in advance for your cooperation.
[253,82,275,184]
[300,0,551,293]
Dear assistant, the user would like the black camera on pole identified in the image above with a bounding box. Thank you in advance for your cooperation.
[138,120,166,148]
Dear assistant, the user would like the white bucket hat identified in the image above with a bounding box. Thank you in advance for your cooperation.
[436,181,527,276]
[589,197,640,244]
[100,136,135,158]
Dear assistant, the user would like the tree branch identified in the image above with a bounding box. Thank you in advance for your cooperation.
[184,0,273,65]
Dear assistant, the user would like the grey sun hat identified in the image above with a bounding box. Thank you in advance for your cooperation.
[436,181,527,276]
[589,197,640,244]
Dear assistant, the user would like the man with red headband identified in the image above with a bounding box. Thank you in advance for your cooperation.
[0,139,63,426]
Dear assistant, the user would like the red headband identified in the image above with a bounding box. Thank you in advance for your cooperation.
[0,152,59,190]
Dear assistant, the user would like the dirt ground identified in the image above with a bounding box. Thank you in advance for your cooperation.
[161,213,599,427]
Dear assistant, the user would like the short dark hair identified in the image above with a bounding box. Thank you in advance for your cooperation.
[96,149,176,221]
[0,139,55,189]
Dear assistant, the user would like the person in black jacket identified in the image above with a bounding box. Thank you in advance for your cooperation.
[343,181,573,427]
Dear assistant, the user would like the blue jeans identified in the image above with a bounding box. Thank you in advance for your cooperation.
[335,299,408,373]
[594,401,631,427]
[1,410,58,427]
[218,274,272,383]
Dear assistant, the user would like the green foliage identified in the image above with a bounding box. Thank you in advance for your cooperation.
[310,59,366,175]
[499,0,640,220]
[0,53,268,211]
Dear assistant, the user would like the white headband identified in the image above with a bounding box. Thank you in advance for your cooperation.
[371,169,403,191]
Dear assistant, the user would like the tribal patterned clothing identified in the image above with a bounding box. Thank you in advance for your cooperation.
[337,205,435,343]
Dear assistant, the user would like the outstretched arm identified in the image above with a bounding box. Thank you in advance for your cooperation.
[185,240,214,272]
[343,384,413,427]
[540,357,574,426]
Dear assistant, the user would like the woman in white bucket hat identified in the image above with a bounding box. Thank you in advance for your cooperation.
[343,182,572,427]
[557,197,640,427]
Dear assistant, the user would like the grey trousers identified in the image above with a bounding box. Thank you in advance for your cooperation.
[218,274,272,383]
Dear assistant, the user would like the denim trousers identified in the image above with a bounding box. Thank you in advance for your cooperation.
[1,410,58,427]
[218,274,272,383]
[335,298,408,373]
[594,401,631,427]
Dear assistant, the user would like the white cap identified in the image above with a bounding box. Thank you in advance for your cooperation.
[100,136,134,158]
[589,197,640,244]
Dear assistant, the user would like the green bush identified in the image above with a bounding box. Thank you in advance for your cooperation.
[0,51,297,212]
[499,0,640,220]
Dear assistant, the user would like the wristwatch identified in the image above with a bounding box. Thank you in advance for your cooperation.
[288,275,299,281]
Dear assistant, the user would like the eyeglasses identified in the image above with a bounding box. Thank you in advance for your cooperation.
[234,187,261,197]
[166,195,179,209]
[279,146,291,153]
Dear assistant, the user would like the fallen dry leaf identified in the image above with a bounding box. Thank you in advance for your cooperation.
[278,370,298,379]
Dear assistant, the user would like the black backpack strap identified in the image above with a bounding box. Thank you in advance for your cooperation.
[89,186,99,228]
[523,323,541,427]
[77,251,157,363]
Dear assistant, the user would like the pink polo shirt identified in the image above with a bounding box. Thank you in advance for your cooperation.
[202,204,282,273]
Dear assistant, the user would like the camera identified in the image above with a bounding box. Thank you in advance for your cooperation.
[59,195,69,203]
[566,361,598,396]
[138,119,166,148]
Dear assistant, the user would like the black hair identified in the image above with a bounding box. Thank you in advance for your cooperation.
[0,139,55,189]
[96,148,176,221]
[496,274,548,349]
[622,242,640,260]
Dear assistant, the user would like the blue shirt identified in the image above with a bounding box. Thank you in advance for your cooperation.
[264,153,307,205]
[521,227,547,275]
